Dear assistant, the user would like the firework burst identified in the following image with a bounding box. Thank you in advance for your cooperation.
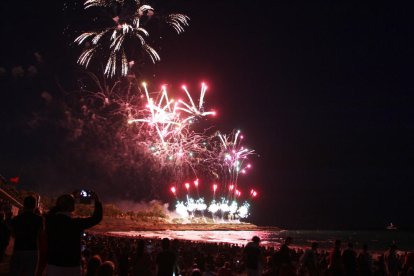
[126,83,216,178]
[170,179,257,221]
[203,130,255,201]
[75,0,189,77]
[74,75,257,217]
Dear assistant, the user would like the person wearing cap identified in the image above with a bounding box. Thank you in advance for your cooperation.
[243,236,262,276]
[44,191,102,276]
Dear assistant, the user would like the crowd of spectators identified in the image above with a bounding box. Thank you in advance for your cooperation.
[1,193,414,276]
[78,233,414,276]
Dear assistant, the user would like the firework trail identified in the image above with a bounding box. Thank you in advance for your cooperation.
[75,0,189,77]
[211,130,254,200]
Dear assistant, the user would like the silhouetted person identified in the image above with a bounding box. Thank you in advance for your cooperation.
[218,261,233,276]
[156,238,177,276]
[132,239,153,276]
[190,263,202,276]
[328,240,343,276]
[0,212,11,262]
[276,237,295,276]
[45,191,102,275]
[299,242,319,276]
[342,242,357,276]
[97,260,115,276]
[357,244,372,276]
[244,236,262,276]
[10,195,43,276]
[402,252,414,276]
[202,262,216,276]
[384,244,399,276]
[118,244,129,276]
[374,254,386,276]
[86,255,102,276]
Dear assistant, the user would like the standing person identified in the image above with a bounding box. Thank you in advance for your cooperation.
[156,238,177,276]
[357,244,372,276]
[298,242,319,276]
[276,237,295,276]
[328,240,343,276]
[10,195,44,276]
[44,191,103,276]
[342,243,357,276]
[0,212,11,263]
[402,252,414,275]
[384,244,399,276]
[86,255,102,276]
[132,239,153,276]
[117,243,129,276]
[217,261,233,276]
[243,236,262,276]
[97,260,115,276]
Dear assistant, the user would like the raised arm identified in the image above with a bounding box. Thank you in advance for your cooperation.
[74,191,103,230]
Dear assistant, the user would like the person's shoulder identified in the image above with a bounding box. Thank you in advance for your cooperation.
[34,213,43,223]
[31,213,43,219]
[245,241,254,247]
[45,213,70,223]
[11,215,19,222]
[11,214,23,224]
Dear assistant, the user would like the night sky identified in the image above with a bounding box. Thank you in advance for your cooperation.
[1,1,413,229]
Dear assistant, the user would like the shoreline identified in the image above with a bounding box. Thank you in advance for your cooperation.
[87,218,414,254]
[90,217,274,232]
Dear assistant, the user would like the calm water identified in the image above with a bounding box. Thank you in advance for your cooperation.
[108,230,414,252]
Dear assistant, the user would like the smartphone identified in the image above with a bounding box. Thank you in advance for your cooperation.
[79,189,92,204]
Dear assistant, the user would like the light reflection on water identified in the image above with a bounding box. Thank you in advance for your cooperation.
[109,230,272,246]
[108,230,414,252]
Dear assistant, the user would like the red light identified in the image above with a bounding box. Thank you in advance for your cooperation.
[170,187,176,194]
[213,184,218,191]
[185,183,190,190]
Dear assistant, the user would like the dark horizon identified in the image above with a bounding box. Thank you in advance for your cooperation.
[1,1,414,230]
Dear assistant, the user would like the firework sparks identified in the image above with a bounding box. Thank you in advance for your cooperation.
[75,0,189,77]
[170,181,257,221]
[76,76,257,220]
[127,83,216,175]
[212,130,255,199]
[237,202,250,219]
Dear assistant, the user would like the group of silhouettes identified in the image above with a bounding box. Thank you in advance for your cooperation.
[1,194,414,276]
[1,193,102,275]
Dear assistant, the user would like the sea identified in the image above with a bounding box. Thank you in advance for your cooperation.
[108,229,414,252]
